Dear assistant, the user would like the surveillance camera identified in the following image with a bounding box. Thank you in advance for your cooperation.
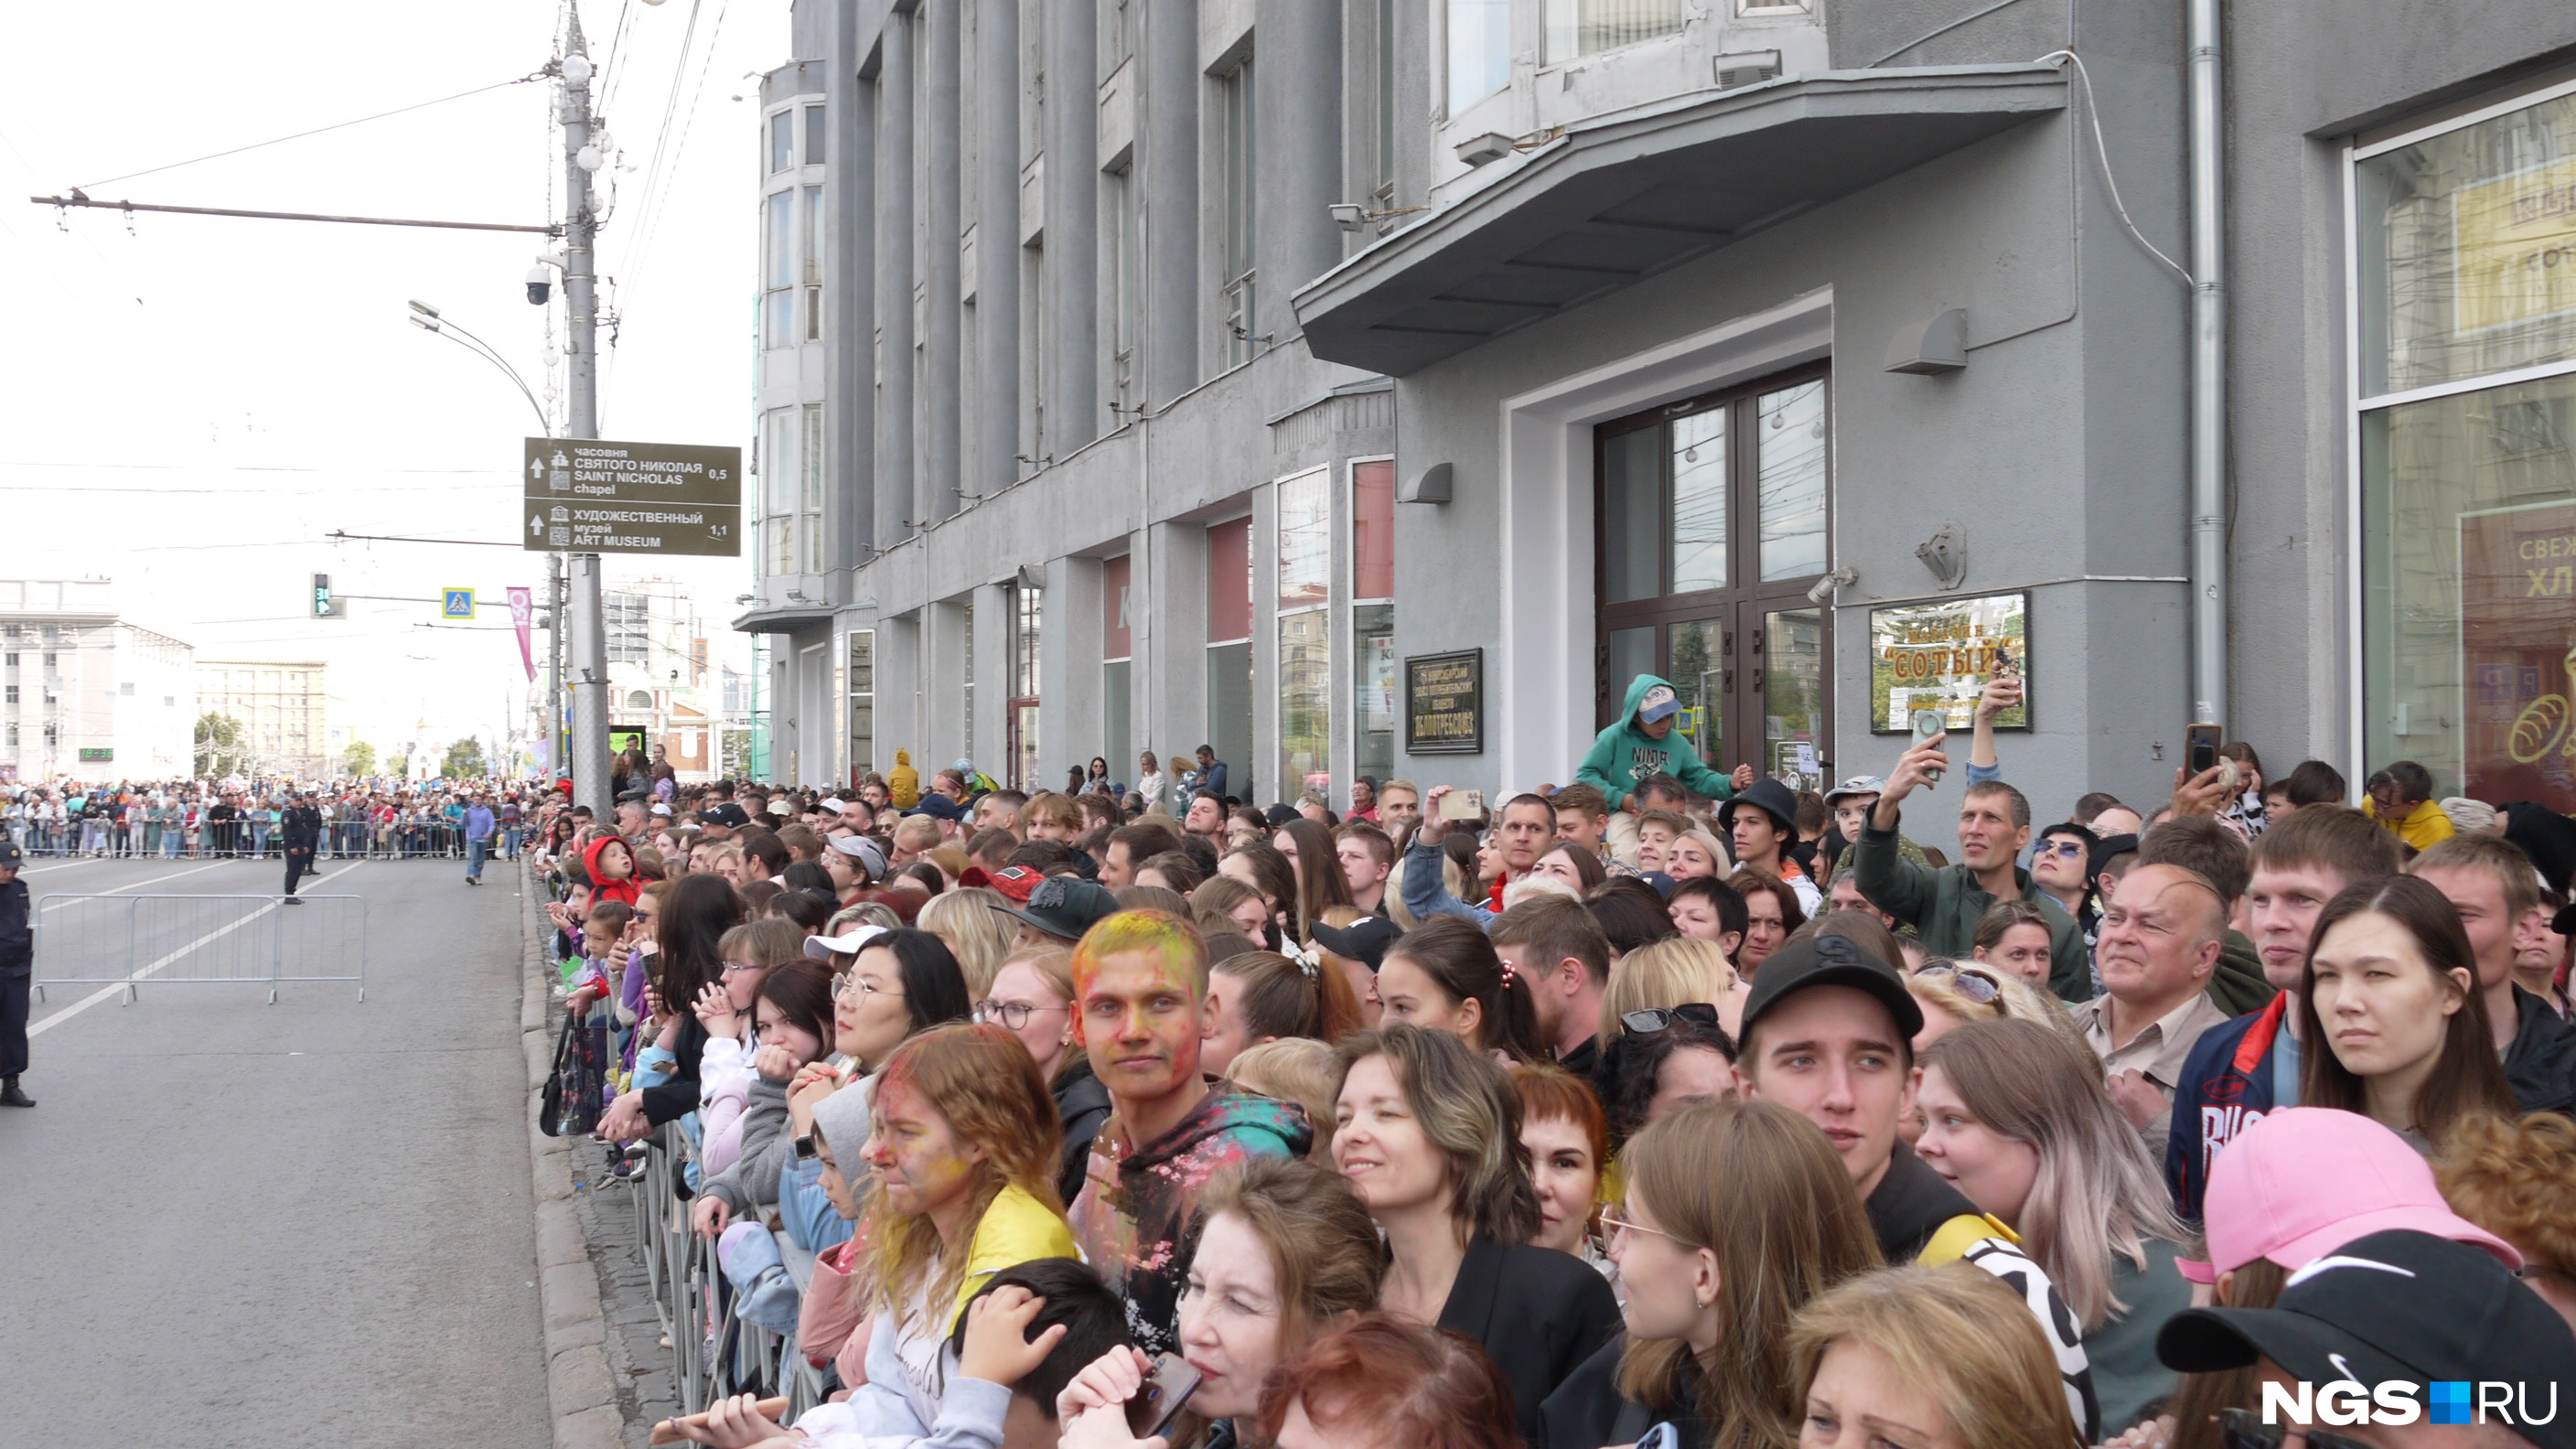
[1329,202,1367,232]
[526,265,553,306]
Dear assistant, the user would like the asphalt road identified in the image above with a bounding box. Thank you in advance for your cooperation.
[0,853,550,1448]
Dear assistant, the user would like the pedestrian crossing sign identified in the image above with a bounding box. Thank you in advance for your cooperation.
[443,588,476,619]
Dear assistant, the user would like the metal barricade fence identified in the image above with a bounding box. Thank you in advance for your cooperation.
[606,1125,827,1422]
[32,893,368,1004]
[0,822,515,861]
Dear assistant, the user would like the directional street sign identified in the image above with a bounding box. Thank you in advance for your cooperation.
[443,588,477,619]
[521,436,743,557]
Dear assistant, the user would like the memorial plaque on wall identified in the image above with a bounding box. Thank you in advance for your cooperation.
[1405,649,1484,755]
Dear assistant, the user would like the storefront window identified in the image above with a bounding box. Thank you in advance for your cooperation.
[847,630,874,785]
[1103,556,1132,790]
[1208,518,1254,800]
[1279,468,1332,800]
[2356,89,2576,810]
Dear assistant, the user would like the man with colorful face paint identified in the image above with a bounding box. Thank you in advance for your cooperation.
[1065,909,1312,1356]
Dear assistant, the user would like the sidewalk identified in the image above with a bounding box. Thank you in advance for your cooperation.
[521,864,682,1449]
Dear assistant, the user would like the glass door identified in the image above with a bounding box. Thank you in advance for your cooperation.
[1595,367,1832,791]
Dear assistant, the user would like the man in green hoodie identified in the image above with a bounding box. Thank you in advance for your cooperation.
[1573,673,1753,811]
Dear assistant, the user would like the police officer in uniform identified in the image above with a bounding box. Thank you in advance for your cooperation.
[1,839,34,1107]
[281,792,323,906]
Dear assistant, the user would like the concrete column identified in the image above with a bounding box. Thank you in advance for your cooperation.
[972,583,1011,783]
[925,596,969,767]
[879,611,922,768]
[1046,0,1099,450]
[831,24,876,558]
[923,0,963,525]
[1254,0,1341,345]
[1141,0,1199,401]
[874,17,917,537]
[975,0,1021,500]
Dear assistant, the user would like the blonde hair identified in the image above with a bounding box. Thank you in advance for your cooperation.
[1789,1266,2085,1449]
[918,886,1014,997]
[924,845,971,883]
[2437,1110,2576,1296]
[1616,1101,1883,1446]
[1599,936,1737,1051]
[1226,1036,1340,1161]
[1918,1019,2183,1328]
[1196,1156,1385,1357]
[1000,944,1075,1007]
[863,1024,1064,1321]
[1499,875,1582,909]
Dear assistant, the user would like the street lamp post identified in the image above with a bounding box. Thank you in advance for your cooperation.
[560,17,611,818]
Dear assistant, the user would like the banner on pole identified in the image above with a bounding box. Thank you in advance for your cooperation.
[508,586,536,682]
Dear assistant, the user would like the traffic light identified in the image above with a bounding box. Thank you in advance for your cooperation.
[312,573,344,619]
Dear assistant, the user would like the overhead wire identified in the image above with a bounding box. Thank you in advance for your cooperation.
[72,73,548,190]
[614,0,730,329]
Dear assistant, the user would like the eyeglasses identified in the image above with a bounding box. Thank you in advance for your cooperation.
[720,960,765,975]
[974,999,1065,1030]
[1621,1003,1722,1036]
[2035,840,2088,858]
[1597,1203,1681,1247]
[1915,962,2001,1004]
[835,975,904,1004]
[2216,1409,2375,1449]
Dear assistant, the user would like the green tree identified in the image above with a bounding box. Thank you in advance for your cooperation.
[342,740,377,778]
[193,713,245,778]
[441,736,487,779]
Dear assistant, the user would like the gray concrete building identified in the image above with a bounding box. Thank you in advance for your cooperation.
[736,0,2576,827]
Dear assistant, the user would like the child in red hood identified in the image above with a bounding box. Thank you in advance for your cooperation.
[585,835,642,906]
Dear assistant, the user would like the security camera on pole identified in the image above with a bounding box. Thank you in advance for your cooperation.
[557,20,609,816]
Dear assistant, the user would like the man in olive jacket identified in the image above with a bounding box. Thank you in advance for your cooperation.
[1852,725,2091,1002]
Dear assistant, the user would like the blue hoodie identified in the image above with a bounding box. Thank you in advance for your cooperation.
[1573,673,1739,807]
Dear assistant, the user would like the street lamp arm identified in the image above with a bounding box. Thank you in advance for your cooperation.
[416,323,550,436]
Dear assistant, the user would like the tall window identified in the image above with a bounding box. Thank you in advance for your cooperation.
[1278,468,1332,797]
[765,189,795,348]
[606,594,651,664]
[1353,459,1398,787]
[804,184,825,341]
[2355,86,2576,810]
[1008,583,1044,790]
[1543,0,1684,63]
[1596,368,1831,789]
[1208,518,1255,800]
[1109,166,1139,423]
[1376,0,1399,205]
[770,111,795,172]
[801,402,825,573]
[1219,59,1259,368]
[1102,556,1132,789]
[804,102,827,165]
[1446,0,1511,114]
[763,407,797,575]
[847,629,874,785]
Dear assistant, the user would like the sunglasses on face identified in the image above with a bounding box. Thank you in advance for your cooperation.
[1622,1002,1722,1036]
[2036,839,2088,858]
[2216,1409,2375,1449]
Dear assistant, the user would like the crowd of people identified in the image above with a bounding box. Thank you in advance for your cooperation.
[520,672,2576,1449]
[0,778,537,861]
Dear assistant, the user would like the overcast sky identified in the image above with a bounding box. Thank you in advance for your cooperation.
[0,0,785,767]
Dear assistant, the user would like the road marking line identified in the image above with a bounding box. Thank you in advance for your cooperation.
[28,864,369,1036]
[35,860,229,907]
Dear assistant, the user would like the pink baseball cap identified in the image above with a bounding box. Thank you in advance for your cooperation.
[2175,1107,2521,1283]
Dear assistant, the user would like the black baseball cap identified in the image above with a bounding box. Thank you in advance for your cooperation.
[2158,1229,2576,1449]
[990,876,1122,942]
[1736,932,1922,1045]
[1309,916,1401,971]
[906,793,967,822]
[0,841,21,868]
[703,802,751,829]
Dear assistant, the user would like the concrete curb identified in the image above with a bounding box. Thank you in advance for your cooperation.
[519,863,625,1449]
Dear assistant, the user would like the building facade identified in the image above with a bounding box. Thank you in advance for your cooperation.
[0,580,196,782]
[738,0,2576,821]
[606,579,727,781]
[195,660,329,780]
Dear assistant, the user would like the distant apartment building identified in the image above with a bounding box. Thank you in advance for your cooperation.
[195,660,330,779]
[606,580,726,781]
[0,579,195,782]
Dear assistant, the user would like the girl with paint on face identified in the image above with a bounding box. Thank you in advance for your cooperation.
[826,1023,1079,1442]
[1173,1154,1385,1447]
